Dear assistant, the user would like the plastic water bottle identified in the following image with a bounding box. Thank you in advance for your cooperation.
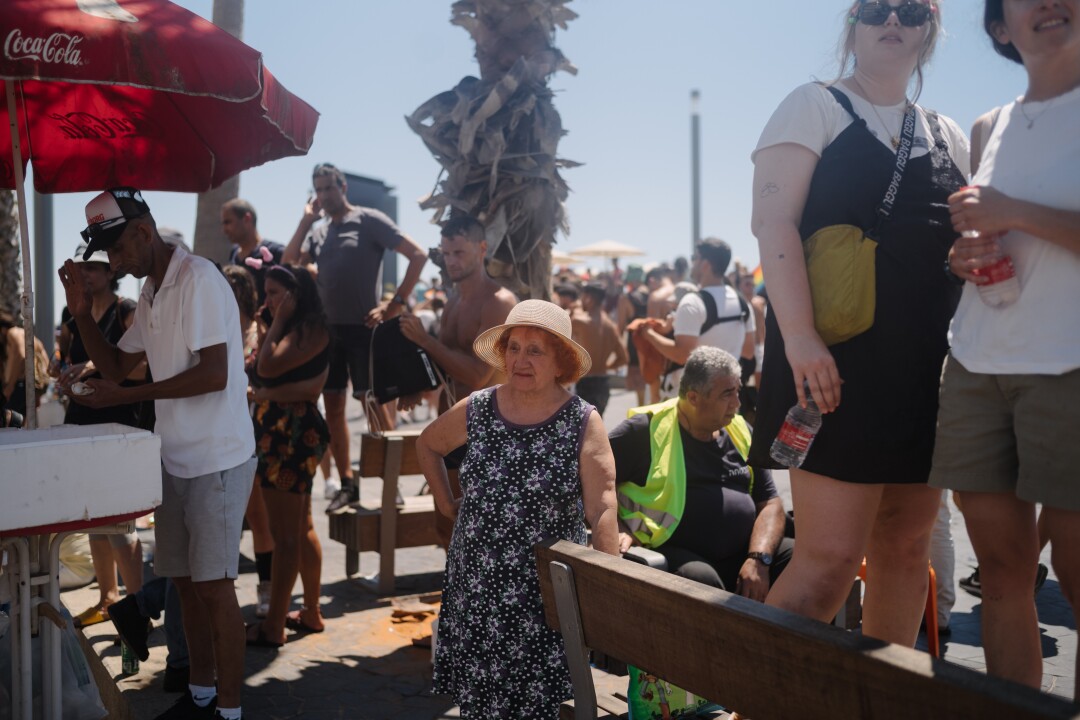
[972,242,1020,307]
[959,187,1020,308]
[770,385,822,468]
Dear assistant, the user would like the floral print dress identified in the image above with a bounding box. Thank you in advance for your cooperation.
[433,386,594,719]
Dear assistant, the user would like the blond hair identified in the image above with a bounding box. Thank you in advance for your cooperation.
[834,1,943,103]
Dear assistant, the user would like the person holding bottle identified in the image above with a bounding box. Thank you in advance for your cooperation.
[748,0,969,646]
[930,0,1080,694]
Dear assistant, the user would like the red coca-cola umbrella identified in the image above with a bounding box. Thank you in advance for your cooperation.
[0,0,319,426]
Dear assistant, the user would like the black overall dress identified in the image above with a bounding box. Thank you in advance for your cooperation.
[749,87,964,485]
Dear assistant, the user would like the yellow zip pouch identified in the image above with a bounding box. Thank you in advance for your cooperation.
[803,224,877,346]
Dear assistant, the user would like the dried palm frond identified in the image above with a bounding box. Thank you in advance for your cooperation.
[408,0,578,300]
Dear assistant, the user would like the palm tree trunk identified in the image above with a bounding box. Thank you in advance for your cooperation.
[192,0,244,262]
[0,190,20,320]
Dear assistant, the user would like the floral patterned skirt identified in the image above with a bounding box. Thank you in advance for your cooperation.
[253,400,329,495]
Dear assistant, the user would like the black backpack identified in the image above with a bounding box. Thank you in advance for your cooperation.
[664,286,750,375]
[695,286,750,335]
[366,317,445,404]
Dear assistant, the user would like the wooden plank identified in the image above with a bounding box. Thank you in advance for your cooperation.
[377,437,404,593]
[536,540,1080,720]
[358,431,423,477]
[328,501,440,553]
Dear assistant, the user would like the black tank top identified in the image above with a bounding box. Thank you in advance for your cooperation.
[64,298,143,426]
[256,343,329,388]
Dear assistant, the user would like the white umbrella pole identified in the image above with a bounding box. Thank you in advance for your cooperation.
[6,81,36,429]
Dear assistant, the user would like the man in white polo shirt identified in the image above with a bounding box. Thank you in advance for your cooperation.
[58,187,254,720]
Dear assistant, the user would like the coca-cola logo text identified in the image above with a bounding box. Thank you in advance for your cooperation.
[4,29,84,66]
[49,112,163,141]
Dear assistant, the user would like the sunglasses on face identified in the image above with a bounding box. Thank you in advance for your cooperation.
[854,1,933,27]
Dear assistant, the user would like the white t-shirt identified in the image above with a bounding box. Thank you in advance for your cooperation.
[660,285,753,399]
[753,83,971,178]
[118,246,255,478]
[949,85,1080,375]
[673,285,754,356]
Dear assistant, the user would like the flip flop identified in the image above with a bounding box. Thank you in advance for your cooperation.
[73,605,110,628]
[284,610,324,634]
[245,623,284,648]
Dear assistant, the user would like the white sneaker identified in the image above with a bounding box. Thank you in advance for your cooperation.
[323,476,342,500]
[255,581,272,618]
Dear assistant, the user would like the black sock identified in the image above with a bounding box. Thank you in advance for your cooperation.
[255,551,273,583]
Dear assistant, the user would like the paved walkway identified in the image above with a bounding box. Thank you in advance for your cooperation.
[65,388,1075,718]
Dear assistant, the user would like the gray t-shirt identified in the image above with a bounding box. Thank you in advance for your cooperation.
[302,206,404,325]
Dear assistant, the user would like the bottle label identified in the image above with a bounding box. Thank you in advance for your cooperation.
[973,256,1016,285]
[777,421,814,453]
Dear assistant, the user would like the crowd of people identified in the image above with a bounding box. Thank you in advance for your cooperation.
[0,1,1066,718]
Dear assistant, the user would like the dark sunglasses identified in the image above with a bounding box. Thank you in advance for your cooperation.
[854,2,933,28]
[79,216,127,243]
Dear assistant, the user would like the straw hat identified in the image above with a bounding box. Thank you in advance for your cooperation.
[473,299,592,383]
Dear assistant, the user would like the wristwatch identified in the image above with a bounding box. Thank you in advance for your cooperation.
[390,294,406,306]
[747,551,773,566]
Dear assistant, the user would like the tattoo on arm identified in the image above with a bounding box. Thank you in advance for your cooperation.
[778,254,786,260]
[760,182,780,198]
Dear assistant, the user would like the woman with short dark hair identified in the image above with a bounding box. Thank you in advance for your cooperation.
[930,0,1080,692]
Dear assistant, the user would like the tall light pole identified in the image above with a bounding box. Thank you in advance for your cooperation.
[690,89,701,256]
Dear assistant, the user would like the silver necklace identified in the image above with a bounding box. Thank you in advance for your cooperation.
[1018,96,1056,129]
[851,77,908,149]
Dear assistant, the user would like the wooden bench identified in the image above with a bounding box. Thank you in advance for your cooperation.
[328,431,442,593]
[536,539,1080,720]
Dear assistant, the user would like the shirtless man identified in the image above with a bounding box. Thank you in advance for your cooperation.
[737,270,766,388]
[398,215,517,410]
[571,283,628,418]
[641,266,676,402]
[399,215,516,544]
[645,266,677,325]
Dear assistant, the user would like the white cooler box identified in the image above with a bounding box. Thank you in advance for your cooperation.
[0,424,161,535]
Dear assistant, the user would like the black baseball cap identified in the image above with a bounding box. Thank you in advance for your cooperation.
[81,187,150,260]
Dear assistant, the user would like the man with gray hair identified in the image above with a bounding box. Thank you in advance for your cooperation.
[60,187,255,720]
[609,346,791,598]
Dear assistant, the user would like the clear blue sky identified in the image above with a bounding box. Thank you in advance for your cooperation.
[27,0,1028,325]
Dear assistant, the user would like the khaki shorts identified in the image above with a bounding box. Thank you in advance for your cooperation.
[154,456,256,582]
[929,355,1080,511]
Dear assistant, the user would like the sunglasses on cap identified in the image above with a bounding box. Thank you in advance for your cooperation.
[852,1,933,28]
[79,216,128,243]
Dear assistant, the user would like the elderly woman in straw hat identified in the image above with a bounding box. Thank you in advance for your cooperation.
[418,299,619,719]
